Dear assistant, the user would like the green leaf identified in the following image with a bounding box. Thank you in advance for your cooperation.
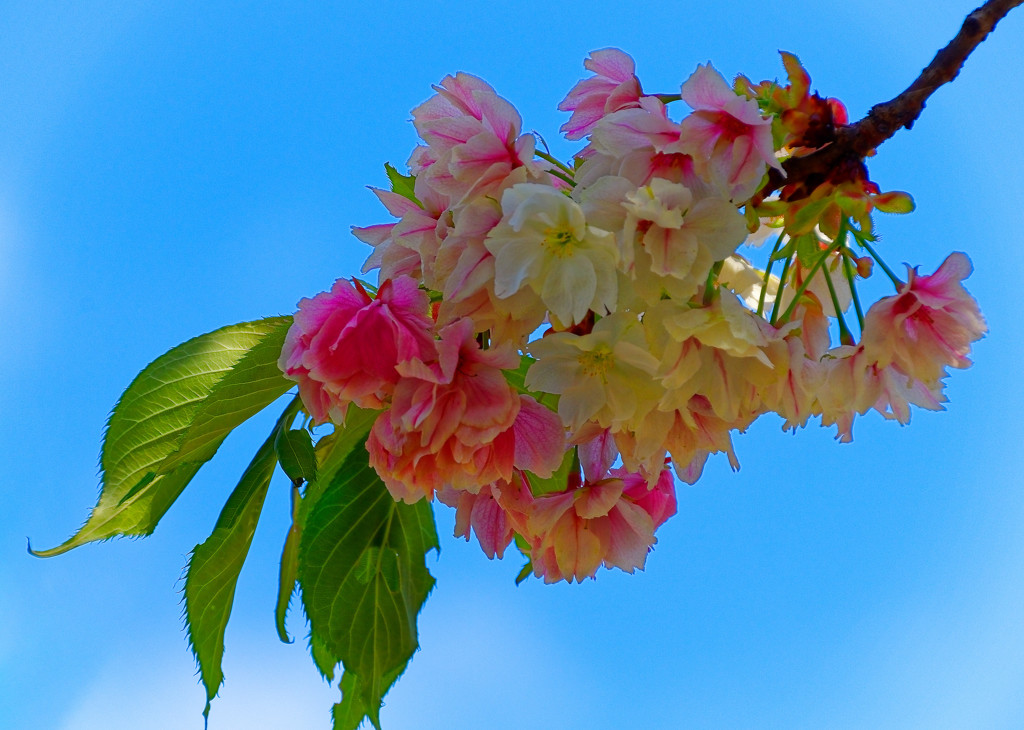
[525,446,576,496]
[275,483,302,644]
[299,435,438,730]
[311,632,341,683]
[332,666,404,730]
[770,236,796,262]
[795,232,824,269]
[786,197,830,236]
[332,672,371,730]
[184,396,301,721]
[513,535,534,585]
[281,408,380,649]
[515,561,534,586]
[384,162,421,207]
[276,429,317,483]
[503,355,534,394]
[156,317,295,473]
[278,408,382,647]
[32,317,293,557]
[504,355,559,411]
[303,407,379,513]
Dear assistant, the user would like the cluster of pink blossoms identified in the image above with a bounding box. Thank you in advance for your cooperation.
[278,49,986,583]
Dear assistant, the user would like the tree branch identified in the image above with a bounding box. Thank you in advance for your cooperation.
[761,0,1022,200]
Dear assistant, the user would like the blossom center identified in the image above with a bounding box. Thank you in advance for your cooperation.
[578,345,614,379]
[543,226,579,257]
[707,110,750,142]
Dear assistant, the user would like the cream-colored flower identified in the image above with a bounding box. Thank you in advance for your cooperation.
[526,312,662,432]
[646,294,772,419]
[484,183,619,325]
[719,254,777,311]
[621,178,747,305]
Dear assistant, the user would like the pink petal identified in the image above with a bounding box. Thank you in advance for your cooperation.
[513,396,566,477]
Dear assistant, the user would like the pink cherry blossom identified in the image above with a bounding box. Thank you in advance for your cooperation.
[621,178,747,303]
[559,48,644,140]
[862,252,986,384]
[617,466,677,529]
[527,480,649,583]
[756,325,828,432]
[437,481,517,559]
[278,276,435,423]
[678,63,782,201]
[354,184,452,285]
[411,72,541,203]
[818,344,947,442]
[430,178,550,344]
[525,462,675,583]
[623,396,741,483]
[367,318,521,502]
[512,395,568,478]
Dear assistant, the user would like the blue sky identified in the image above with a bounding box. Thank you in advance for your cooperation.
[2,1,1023,728]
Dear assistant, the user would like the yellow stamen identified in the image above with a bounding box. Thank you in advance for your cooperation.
[578,345,614,379]
[544,226,578,258]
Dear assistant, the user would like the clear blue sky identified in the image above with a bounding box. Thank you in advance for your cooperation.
[3,1,1023,728]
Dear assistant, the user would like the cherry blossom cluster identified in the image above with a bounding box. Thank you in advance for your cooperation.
[277,49,986,583]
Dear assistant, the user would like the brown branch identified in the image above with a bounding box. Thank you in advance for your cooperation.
[760,0,1022,200]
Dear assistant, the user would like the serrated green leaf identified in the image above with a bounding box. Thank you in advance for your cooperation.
[311,631,341,683]
[333,665,404,730]
[283,407,382,645]
[786,197,831,236]
[275,483,302,644]
[156,317,294,473]
[795,232,824,269]
[384,162,421,207]
[302,407,379,515]
[299,436,438,730]
[280,411,379,647]
[184,396,301,721]
[276,429,316,483]
[32,317,294,557]
[333,672,371,730]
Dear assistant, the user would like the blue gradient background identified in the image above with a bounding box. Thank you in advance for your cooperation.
[2,1,1023,728]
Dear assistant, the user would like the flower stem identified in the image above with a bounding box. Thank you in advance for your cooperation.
[842,249,865,331]
[703,261,724,305]
[535,149,575,177]
[775,240,843,325]
[757,235,783,317]
[822,261,854,345]
[769,255,792,325]
[859,237,902,289]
